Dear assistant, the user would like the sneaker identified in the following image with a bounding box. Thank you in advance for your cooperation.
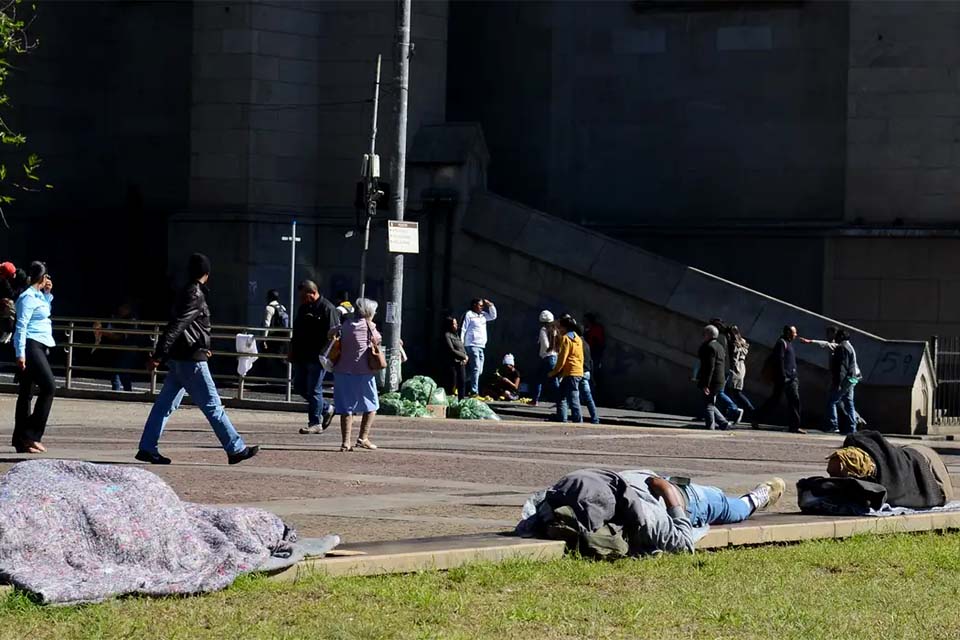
[228,445,260,465]
[822,426,840,434]
[299,424,323,435]
[745,477,786,512]
[788,428,807,434]
[135,449,171,465]
[733,409,744,426]
[355,438,378,450]
[321,406,335,430]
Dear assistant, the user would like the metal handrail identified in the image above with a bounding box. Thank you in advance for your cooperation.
[16,315,302,402]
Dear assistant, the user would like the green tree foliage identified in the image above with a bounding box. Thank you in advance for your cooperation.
[0,0,47,223]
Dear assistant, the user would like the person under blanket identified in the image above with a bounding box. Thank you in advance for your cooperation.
[517,468,785,557]
[825,430,953,508]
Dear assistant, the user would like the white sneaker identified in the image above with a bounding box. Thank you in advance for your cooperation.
[733,409,744,425]
[744,477,786,512]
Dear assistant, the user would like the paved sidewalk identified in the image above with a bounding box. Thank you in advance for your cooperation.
[1,395,958,545]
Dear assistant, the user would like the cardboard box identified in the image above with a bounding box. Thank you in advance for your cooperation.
[425,404,447,419]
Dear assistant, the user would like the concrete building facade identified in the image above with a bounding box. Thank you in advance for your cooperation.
[0,0,956,427]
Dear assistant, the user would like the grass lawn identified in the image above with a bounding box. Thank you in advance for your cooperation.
[2,532,960,639]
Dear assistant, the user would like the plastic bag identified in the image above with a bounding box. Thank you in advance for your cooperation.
[379,392,404,416]
[378,392,430,417]
[428,386,448,406]
[455,397,501,421]
[400,375,438,405]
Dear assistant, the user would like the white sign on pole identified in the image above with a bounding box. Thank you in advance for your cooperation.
[388,220,419,254]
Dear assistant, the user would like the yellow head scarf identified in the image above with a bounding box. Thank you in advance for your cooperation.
[826,447,877,479]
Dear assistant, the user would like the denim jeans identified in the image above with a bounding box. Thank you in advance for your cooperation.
[139,360,246,455]
[681,482,753,527]
[294,362,332,426]
[557,376,583,423]
[579,375,599,423]
[533,355,559,404]
[111,351,138,391]
[727,388,755,413]
[827,384,857,434]
[717,376,740,418]
[704,391,730,430]
[466,346,485,395]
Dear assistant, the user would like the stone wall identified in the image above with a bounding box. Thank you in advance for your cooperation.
[846,0,960,223]
[1,0,193,317]
[448,0,850,225]
[824,236,960,341]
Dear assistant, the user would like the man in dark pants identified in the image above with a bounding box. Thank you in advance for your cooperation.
[289,279,340,435]
[137,253,259,465]
[757,325,806,434]
[697,325,731,431]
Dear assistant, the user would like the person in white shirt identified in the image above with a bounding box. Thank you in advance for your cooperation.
[460,297,497,396]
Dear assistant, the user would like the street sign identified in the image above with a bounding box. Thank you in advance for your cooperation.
[387,220,419,254]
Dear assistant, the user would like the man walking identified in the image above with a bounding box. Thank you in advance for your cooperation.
[825,329,861,434]
[290,280,340,434]
[697,325,731,431]
[461,297,497,396]
[137,253,259,465]
[756,325,806,434]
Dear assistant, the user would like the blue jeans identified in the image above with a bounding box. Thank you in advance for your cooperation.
[294,362,332,426]
[717,377,740,417]
[827,385,857,433]
[111,350,138,391]
[466,346,484,396]
[533,355,559,404]
[139,360,246,455]
[681,482,752,528]
[704,390,730,430]
[579,375,599,423]
[727,388,755,413]
[557,376,583,423]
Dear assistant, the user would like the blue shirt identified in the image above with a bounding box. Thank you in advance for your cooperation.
[14,287,54,358]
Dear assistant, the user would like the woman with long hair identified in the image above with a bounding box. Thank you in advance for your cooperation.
[13,261,56,453]
[333,297,382,451]
[726,325,756,422]
[532,310,559,406]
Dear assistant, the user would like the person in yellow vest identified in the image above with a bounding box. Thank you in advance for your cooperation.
[549,315,585,423]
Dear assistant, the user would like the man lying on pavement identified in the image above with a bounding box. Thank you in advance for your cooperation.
[516,468,785,559]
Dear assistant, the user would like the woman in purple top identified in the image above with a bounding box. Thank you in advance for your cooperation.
[332,297,382,451]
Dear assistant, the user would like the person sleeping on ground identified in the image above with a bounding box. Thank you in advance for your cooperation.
[826,431,953,509]
[797,430,954,515]
[516,468,785,559]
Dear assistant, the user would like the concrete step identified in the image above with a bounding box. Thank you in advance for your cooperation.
[269,510,960,581]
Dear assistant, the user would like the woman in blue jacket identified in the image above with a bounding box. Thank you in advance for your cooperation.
[13,261,56,453]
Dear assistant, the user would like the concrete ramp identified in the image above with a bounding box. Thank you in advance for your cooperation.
[454,191,934,434]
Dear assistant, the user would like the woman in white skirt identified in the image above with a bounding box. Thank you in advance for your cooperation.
[333,297,382,451]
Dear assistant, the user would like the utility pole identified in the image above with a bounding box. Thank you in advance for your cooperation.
[384,0,411,392]
[281,220,301,321]
[359,54,383,299]
[280,219,301,402]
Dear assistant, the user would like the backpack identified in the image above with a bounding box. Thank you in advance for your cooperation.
[270,303,289,329]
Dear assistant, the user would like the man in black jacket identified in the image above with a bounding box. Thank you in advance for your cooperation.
[756,325,805,434]
[697,325,731,431]
[136,253,259,465]
[289,279,340,434]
